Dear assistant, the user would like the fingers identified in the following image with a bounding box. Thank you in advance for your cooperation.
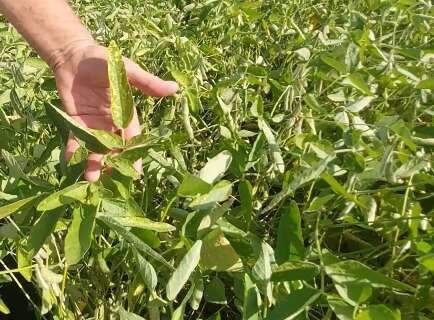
[124,58,178,97]
[64,132,103,183]
[65,133,80,162]
[124,109,143,175]
[84,153,104,182]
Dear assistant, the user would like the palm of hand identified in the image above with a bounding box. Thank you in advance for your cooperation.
[54,45,177,182]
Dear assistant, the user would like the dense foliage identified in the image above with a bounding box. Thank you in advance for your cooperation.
[0,0,433,319]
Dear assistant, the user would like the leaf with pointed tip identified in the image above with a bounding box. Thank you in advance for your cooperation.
[166,240,202,301]
[64,203,97,265]
[108,41,134,129]
[45,103,122,153]
[37,182,89,211]
[0,195,40,220]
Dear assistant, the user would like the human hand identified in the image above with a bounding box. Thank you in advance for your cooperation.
[53,44,178,182]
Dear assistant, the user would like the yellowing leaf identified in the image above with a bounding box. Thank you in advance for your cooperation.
[108,41,134,129]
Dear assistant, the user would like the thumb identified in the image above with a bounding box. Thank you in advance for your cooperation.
[124,58,178,97]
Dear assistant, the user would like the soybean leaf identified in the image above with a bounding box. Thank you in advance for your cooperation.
[97,214,175,232]
[268,286,321,320]
[355,305,401,320]
[108,41,134,129]
[347,96,376,113]
[199,150,232,185]
[320,54,347,74]
[98,215,173,269]
[418,253,434,271]
[205,277,227,304]
[119,307,146,320]
[239,179,253,227]
[243,273,261,320]
[200,228,243,272]
[65,203,97,265]
[190,275,204,311]
[45,102,122,153]
[258,118,285,174]
[166,240,202,301]
[178,174,212,197]
[189,180,232,210]
[416,78,434,89]
[0,297,10,315]
[0,195,40,220]
[135,252,157,291]
[252,242,272,283]
[327,296,354,320]
[325,260,415,292]
[105,156,138,178]
[37,182,89,211]
[335,282,372,306]
[262,157,333,214]
[271,261,320,282]
[29,208,65,253]
[17,245,32,282]
[343,74,373,96]
[275,200,304,264]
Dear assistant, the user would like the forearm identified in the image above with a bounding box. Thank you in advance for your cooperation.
[0,0,95,69]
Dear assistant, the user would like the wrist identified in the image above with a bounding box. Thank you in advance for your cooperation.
[47,38,97,72]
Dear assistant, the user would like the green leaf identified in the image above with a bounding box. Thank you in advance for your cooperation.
[29,208,65,253]
[355,305,401,320]
[45,102,122,153]
[271,261,320,282]
[105,156,138,178]
[0,297,10,315]
[335,282,372,306]
[166,240,202,301]
[97,214,175,232]
[108,41,134,129]
[200,228,243,272]
[327,296,354,320]
[37,182,89,211]
[171,69,190,87]
[415,79,434,89]
[320,54,347,74]
[199,150,232,185]
[205,277,227,304]
[243,273,261,320]
[347,96,376,113]
[305,194,335,212]
[17,245,32,282]
[275,200,305,263]
[325,260,415,292]
[189,180,232,210]
[64,203,97,265]
[389,119,417,152]
[119,307,146,320]
[190,275,204,310]
[343,74,373,96]
[0,195,40,220]
[268,286,321,320]
[252,242,272,283]
[258,118,285,174]
[98,215,172,269]
[135,252,157,291]
[320,173,360,205]
[262,157,333,214]
[178,174,212,197]
[239,179,253,227]
[418,253,434,271]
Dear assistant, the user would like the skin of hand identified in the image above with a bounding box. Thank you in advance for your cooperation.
[54,44,178,182]
[0,0,178,182]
